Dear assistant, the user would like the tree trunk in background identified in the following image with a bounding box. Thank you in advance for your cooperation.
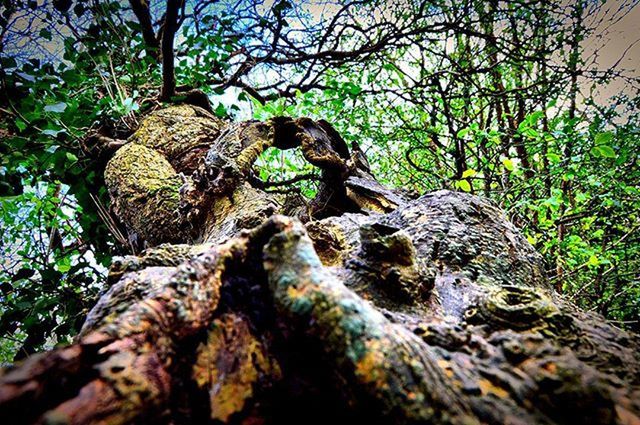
[0,105,638,424]
[556,1,585,291]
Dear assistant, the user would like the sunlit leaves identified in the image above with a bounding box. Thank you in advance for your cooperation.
[502,158,515,171]
[592,145,616,158]
[595,131,613,145]
[461,169,477,178]
[456,179,472,192]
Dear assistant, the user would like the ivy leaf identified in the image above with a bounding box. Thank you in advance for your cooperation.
[547,153,561,164]
[42,129,64,137]
[15,119,27,132]
[39,28,52,41]
[214,103,227,117]
[343,82,362,96]
[44,102,67,113]
[597,146,616,158]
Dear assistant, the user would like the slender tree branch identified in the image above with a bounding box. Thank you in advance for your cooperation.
[128,0,160,59]
[160,0,181,101]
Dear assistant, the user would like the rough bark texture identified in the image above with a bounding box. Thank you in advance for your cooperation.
[1,105,639,424]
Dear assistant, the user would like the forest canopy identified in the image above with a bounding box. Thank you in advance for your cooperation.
[0,0,639,362]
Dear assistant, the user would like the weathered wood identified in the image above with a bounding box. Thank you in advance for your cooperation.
[1,106,638,424]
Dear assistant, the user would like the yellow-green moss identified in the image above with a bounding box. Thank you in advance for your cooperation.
[105,143,185,244]
[203,184,279,243]
[129,105,224,165]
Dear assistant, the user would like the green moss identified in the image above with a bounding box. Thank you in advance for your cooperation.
[105,143,186,244]
[129,105,224,164]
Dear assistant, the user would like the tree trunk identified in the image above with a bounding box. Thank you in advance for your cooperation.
[1,105,638,424]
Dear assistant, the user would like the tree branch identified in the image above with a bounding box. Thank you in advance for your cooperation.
[160,0,181,101]
[128,0,160,59]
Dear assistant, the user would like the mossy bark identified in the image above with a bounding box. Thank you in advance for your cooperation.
[1,106,639,424]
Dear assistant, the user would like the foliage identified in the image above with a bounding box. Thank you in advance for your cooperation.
[0,0,161,359]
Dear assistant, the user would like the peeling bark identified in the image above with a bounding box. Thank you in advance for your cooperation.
[1,106,639,424]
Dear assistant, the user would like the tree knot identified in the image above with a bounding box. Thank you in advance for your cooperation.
[347,222,434,304]
[465,285,558,331]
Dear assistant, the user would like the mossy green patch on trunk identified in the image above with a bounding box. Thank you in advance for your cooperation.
[105,142,185,244]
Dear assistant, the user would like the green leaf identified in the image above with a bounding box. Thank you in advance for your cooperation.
[588,254,599,266]
[15,119,27,132]
[597,145,616,158]
[595,132,613,145]
[502,158,514,171]
[42,129,64,137]
[547,153,561,164]
[461,169,476,178]
[591,145,616,158]
[39,28,52,41]
[1,56,17,69]
[214,103,227,117]
[343,82,362,96]
[457,180,471,192]
[44,102,67,113]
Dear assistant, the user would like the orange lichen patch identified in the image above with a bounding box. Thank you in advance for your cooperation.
[355,347,386,389]
[437,359,454,378]
[306,221,347,266]
[21,235,258,423]
[81,251,226,342]
[192,314,280,422]
[542,362,557,374]
[264,221,473,422]
[478,379,509,399]
[286,284,306,301]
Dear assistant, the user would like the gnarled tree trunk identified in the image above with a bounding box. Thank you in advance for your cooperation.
[1,105,639,424]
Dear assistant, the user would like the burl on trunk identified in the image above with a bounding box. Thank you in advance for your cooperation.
[1,105,638,424]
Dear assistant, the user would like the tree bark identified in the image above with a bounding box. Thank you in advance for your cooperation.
[1,105,638,424]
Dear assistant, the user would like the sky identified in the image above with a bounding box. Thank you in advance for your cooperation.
[582,0,640,100]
